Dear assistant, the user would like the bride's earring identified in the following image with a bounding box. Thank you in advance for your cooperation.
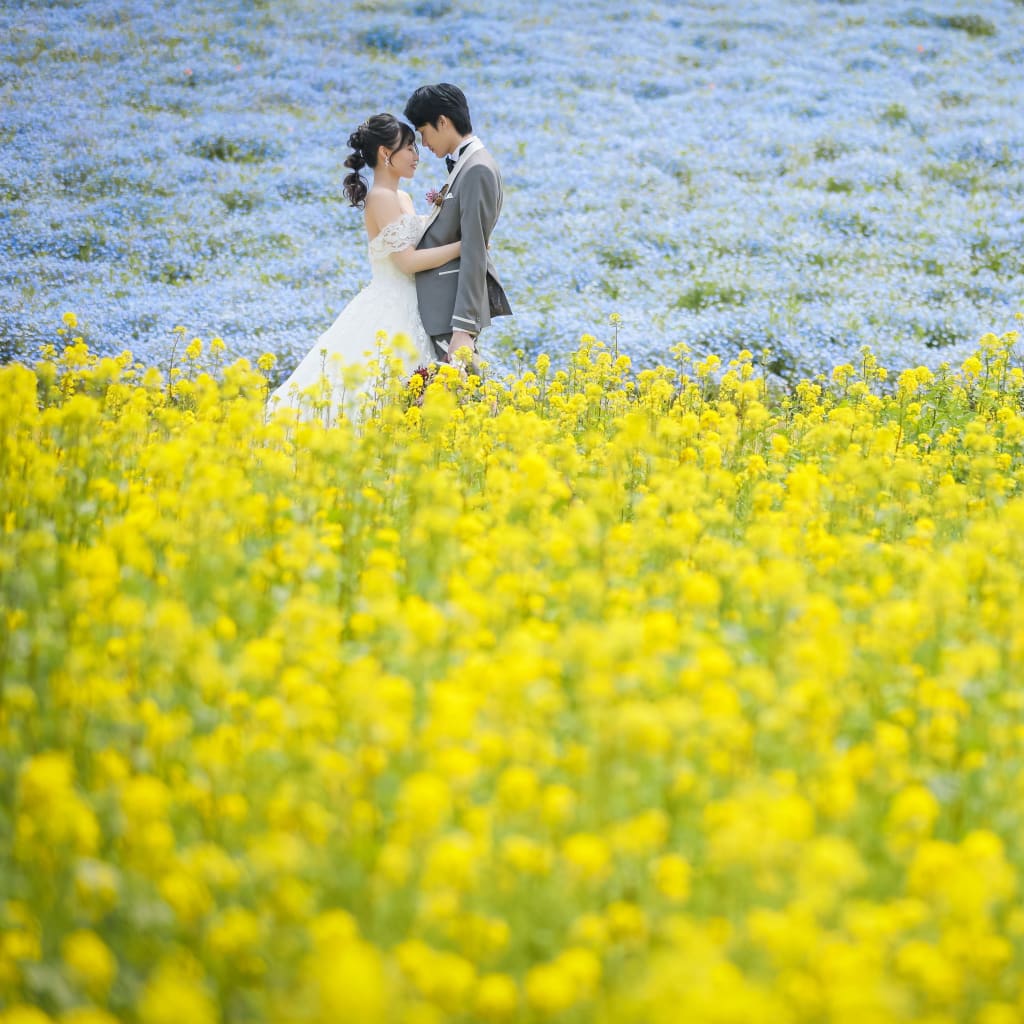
[384,153,392,166]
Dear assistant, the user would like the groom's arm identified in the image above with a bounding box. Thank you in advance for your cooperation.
[451,165,498,338]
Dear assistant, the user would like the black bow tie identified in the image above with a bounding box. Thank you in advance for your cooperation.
[446,143,472,173]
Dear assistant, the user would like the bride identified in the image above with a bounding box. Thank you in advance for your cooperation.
[270,113,460,418]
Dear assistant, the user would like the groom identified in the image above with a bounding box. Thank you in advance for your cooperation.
[404,83,512,367]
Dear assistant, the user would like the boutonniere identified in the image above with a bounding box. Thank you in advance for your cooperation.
[425,184,449,208]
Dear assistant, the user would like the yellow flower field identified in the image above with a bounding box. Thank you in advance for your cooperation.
[2,320,1024,1023]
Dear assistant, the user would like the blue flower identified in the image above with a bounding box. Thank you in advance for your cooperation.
[0,0,1021,376]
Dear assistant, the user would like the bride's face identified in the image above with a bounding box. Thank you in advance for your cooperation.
[390,140,419,180]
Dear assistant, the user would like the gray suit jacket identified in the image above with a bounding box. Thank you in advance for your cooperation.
[415,146,512,339]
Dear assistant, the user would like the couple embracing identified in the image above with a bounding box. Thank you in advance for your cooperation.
[272,84,512,414]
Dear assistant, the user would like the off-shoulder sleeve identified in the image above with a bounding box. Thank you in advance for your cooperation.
[370,215,423,254]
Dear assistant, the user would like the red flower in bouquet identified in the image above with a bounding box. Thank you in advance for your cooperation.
[406,364,439,406]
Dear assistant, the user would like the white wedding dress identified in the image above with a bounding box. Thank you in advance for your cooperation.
[270,213,434,419]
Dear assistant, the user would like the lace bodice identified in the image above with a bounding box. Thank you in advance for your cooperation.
[370,214,425,264]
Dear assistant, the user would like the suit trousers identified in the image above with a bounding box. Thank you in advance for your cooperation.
[430,333,452,362]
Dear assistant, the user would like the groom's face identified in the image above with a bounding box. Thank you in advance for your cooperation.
[416,122,442,157]
[416,117,454,158]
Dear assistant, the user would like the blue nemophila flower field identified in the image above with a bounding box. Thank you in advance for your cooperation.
[1,0,1021,380]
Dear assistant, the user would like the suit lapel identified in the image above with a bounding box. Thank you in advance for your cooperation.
[424,139,485,230]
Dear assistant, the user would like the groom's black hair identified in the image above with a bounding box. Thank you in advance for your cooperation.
[404,83,473,135]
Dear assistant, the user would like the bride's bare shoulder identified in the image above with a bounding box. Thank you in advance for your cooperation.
[365,187,403,213]
[397,190,416,215]
[364,187,405,236]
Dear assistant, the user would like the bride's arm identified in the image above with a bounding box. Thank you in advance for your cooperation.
[392,240,460,275]
[366,190,461,274]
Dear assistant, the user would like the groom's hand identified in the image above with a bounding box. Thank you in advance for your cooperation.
[448,330,476,363]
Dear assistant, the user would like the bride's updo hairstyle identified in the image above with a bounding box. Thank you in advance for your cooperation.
[343,113,415,208]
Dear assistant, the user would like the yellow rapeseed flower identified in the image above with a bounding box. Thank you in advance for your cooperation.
[6,324,1024,1022]
[525,961,577,1016]
[136,959,217,1024]
[61,930,116,998]
[562,833,612,883]
[474,973,518,1020]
